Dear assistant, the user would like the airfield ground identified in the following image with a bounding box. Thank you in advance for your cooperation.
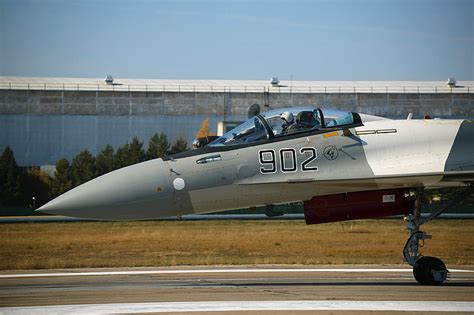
[1,219,473,270]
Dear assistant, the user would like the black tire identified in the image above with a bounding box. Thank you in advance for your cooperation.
[413,256,447,285]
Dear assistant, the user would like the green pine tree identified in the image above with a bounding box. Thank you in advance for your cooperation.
[146,133,170,160]
[24,168,52,207]
[114,143,131,169]
[52,158,72,197]
[71,150,96,186]
[129,137,146,164]
[169,138,188,155]
[96,145,115,176]
[115,137,145,169]
[0,146,22,205]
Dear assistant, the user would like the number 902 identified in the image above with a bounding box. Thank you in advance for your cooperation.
[259,147,318,174]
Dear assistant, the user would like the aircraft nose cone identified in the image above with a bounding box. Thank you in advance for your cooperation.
[37,159,180,220]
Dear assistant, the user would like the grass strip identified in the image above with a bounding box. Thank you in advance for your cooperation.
[0,219,472,270]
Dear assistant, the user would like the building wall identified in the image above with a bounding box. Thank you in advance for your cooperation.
[0,89,473,166]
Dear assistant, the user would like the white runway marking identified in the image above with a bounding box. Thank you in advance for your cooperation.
[1,301,473,314]
[1,268,473,278]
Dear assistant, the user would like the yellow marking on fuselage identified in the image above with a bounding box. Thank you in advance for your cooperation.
[323,131,338,138]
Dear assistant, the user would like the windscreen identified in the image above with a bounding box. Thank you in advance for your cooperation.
[209,117,269,146]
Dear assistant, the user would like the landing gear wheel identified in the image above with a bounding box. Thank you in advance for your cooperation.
[413,256,447,285]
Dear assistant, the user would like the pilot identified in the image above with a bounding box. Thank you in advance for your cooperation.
[286,111,320,133]
[280,111,295,134]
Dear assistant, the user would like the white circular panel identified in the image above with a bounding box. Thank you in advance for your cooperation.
[173,178,186,191]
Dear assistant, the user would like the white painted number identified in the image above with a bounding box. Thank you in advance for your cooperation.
[300,147,318,171]
[280,149,297,172]
[259,150,276,174]
[259,147,318,174]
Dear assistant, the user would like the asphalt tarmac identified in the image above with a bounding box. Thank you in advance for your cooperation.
[0,265,473,314]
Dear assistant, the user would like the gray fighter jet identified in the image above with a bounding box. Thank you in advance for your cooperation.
[38,107,474,285]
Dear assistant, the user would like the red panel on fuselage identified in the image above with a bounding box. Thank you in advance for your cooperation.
[304,189,415,225]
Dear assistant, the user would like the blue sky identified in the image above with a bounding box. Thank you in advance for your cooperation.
[1,0,473,80]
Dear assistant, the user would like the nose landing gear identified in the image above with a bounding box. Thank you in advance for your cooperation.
[403,214,449,285]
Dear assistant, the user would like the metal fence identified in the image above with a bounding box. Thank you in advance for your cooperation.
[0,82,472,94]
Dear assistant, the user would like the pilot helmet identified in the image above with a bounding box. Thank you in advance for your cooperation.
[280,111,294,124]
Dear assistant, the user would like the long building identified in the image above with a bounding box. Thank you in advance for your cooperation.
[1,77,473,166]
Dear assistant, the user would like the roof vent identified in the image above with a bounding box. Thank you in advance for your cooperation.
[104,75,114,85]
[446,77,457,87]
[270,77,280,87]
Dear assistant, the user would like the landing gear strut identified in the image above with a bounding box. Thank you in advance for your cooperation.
[402,188,471,285]
[403,215,448,285]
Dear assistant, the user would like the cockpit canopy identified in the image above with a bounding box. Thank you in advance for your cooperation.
[209,107,360,147]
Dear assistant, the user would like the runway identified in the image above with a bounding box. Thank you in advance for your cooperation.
[1,265,473,314]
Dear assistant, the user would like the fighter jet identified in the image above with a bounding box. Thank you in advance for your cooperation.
[38,107,474,285]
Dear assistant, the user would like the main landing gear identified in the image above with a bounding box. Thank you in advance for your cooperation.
[402,188,471,285]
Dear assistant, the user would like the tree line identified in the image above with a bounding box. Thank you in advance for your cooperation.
[0,133,188,209]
